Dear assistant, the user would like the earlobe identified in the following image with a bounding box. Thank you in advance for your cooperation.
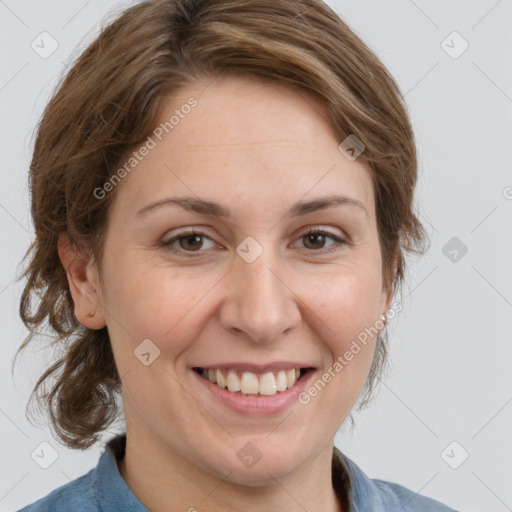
[57,232,106,329]
[377,289,392,333]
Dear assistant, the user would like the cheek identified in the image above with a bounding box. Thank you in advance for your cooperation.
[300,266,383,404]
[306,265,383,344]
[101,240,383,368]
[302,272,382,407]
[100,255,216,357]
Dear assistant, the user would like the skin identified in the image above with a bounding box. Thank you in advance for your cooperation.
[59,75,395,512]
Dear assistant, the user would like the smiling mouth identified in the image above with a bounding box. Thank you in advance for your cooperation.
[193,367,312,396]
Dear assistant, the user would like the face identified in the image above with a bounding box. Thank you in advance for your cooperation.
[65,75,392,485]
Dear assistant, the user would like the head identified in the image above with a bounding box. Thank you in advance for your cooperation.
[17,0,428,478]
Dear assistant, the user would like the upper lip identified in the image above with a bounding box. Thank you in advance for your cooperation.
[193,361,314,373]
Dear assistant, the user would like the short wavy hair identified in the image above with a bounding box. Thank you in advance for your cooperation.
[15,0,428,449]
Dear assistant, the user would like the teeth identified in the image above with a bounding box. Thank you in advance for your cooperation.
[240,371,259,394]
[259,372,277,396]
[226,370,241,392]
[286,369,296,388]
[203,367,305,395]
[216,369,227,388]
[276,370,287,392]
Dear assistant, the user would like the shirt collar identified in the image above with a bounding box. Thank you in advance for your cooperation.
[94,434,149,511]
[335,446,389,511]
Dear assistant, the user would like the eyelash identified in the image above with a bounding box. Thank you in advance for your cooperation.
[159,228,348,256]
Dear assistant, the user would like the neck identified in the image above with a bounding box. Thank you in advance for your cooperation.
[116,426,344,512]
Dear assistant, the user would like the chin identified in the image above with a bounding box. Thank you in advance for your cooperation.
[205,439,306,486]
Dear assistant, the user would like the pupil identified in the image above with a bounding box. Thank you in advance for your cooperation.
[306,233,324,249]
[183,234,202,250]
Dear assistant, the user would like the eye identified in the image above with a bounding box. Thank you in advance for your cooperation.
[160,228,216,255]
[159,227,348,256]
[294,228,348,253]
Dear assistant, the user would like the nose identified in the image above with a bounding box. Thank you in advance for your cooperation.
[219,246,301,344]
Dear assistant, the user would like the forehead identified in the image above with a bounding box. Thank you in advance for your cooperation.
[110,76,375,222]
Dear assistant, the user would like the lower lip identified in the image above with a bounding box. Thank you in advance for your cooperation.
[191,368,315,416]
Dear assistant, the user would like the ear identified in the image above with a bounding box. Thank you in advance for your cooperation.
[57,232,106,330]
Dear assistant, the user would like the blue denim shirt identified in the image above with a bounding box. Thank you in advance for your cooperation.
[18,434,456,511]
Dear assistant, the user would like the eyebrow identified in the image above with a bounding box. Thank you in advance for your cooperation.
[136,194,368,219]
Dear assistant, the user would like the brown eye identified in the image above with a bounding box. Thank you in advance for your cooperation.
[177,233,204,251]
[303,232,327,250]
[160,230,216,255]
[298,229,347,252]
[159,228,347,257]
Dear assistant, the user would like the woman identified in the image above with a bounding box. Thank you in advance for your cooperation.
[16,0,456,510]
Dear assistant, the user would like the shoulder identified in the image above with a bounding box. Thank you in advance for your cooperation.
[16,434,143,512]
[16,469,98,512]
[335,448,458,511]
[371,478,457,511]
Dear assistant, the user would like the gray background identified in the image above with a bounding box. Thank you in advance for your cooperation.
[1,1,511,511]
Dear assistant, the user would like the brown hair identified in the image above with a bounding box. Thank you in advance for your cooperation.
[15,0,428,449]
